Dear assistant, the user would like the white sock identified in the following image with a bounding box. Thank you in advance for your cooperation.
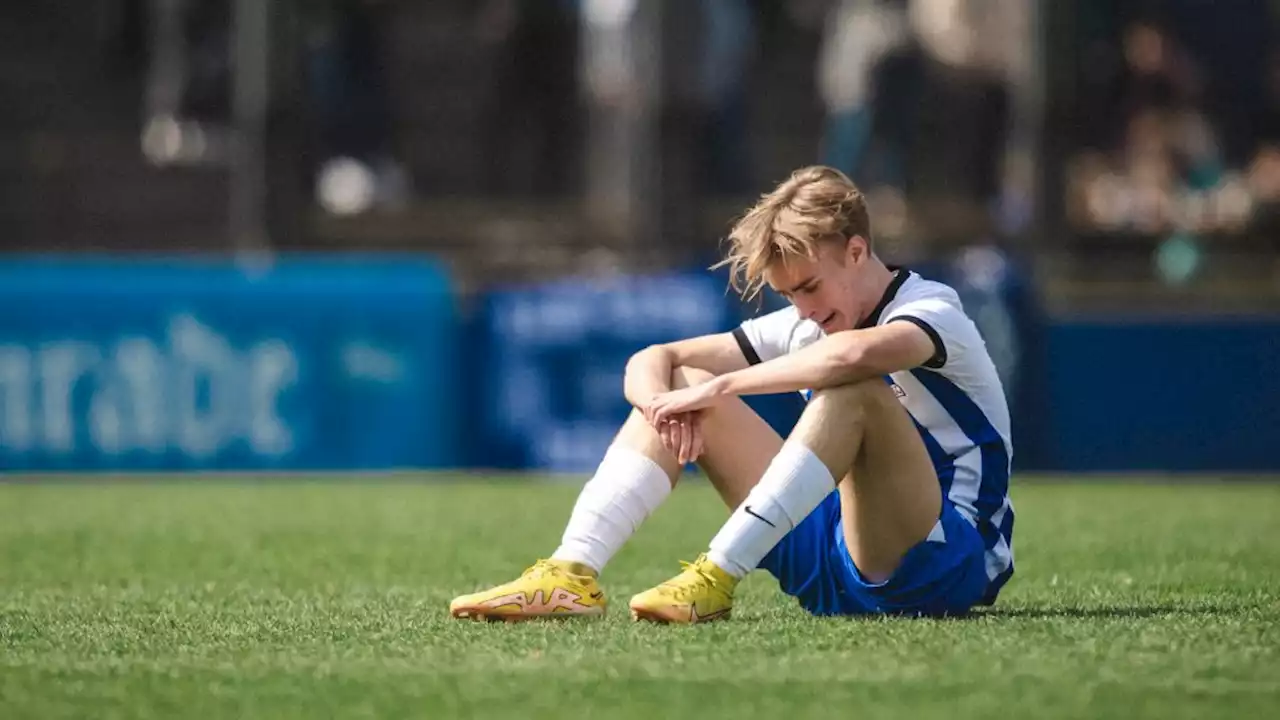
[551,445,672,574]
[707,442,836,578]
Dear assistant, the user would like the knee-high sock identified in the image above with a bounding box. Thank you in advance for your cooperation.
[552,445,672,573]
[707,441,836,578]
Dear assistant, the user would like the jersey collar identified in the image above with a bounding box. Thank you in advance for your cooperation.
[856,266,912,329]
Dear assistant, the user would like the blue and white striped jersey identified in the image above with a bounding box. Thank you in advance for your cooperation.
[733,269,1015,604]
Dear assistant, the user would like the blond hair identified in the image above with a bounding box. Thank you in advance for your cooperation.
[715,165,871,301]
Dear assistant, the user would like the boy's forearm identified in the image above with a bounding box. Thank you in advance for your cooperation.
[715,335,865,397]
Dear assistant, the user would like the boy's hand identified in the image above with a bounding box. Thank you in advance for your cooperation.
[653,412,703,465]
[646,378,726,424]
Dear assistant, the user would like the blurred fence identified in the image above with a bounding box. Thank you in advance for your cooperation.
[1,1,1277,475]
[1,254,1274,474]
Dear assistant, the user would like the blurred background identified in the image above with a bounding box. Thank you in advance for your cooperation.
[0,0,1276,475]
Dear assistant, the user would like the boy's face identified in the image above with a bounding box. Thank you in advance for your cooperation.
[764,236,872,334]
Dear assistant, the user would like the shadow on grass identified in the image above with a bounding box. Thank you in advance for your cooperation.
[966,603,1251,620]
[731,603,1260,624]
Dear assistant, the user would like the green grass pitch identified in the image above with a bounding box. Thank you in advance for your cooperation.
[1,476,1277,719]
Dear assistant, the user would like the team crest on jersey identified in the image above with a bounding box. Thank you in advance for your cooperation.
[889,381,907,399]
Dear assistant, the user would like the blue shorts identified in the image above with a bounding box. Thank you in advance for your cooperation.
[758,492,989,617]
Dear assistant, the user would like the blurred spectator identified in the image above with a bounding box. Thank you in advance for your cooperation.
[863,0,1013,247]
[1159,0,1271,169]
[130,0,234,128]
[1260,50,1280,153]
[815,0,908,184]
[1062,8,1280,241]
[180,0,232,124]
[1088,19,1200,159]
[700,0,757,195]
[101,0,150,78]
[656,0,758,261]
[304,0,408,214]
[1247,51,1280,246]
[476,0,581,199]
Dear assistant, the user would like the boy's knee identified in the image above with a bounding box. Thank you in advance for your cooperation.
[670,365,715,390]
[809,377,895,412]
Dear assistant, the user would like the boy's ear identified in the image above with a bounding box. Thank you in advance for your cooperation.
[845,234,869,264]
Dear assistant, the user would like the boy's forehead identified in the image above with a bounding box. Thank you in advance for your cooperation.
[765,254,821,291]
[767,249,828,275]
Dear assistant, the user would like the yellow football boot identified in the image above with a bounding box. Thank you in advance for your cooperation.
[449,559,607,622]
[629,554,738,624]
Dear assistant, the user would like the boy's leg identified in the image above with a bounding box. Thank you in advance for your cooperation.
[552,366,782,569]
[803,379,942,581]
[449,366,781,620]
[631,377,942,622]
[678,370,785,510]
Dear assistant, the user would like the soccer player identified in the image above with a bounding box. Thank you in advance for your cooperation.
[450,165,1014,623]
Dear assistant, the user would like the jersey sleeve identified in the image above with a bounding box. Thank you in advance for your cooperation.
[884,297,978,370]
[732,306,809,365]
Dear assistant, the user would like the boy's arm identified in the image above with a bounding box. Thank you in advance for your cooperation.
[623,333,749,407]
[717,322,935,397]
[646,322,936,421]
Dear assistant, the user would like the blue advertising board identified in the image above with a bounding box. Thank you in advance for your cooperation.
[3,252,1273,474]
[1041,320,1280,472]
[0,255,460,471]
[473,273,745,472]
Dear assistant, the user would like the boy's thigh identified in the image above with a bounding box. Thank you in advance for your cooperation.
[807,378,941,582]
